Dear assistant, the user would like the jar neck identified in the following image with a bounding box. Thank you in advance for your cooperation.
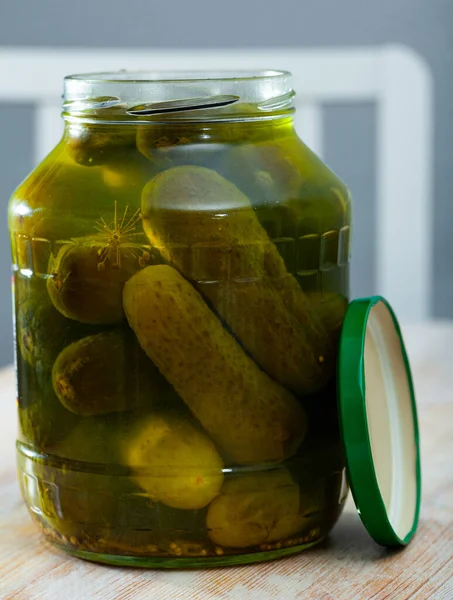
[63,115,297,145]
[62,70,296,126]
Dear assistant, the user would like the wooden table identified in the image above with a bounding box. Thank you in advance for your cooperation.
[1,322,452,600]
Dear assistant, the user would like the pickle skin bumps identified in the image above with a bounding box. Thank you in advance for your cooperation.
[125,413,224,510]
[123,265,307,465]
[140,165,334,396]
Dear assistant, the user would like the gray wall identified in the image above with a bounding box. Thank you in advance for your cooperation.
[0,0,451,365]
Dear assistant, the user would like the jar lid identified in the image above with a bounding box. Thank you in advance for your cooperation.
[337,296,421,547]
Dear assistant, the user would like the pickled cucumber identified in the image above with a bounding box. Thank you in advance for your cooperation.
[125,413,224,510]
[52,330,172,416]
[9,103,352,564]
[141,165,334,395]
[123,265,307,464]
[206,469,305,548]
[47,241,143,324]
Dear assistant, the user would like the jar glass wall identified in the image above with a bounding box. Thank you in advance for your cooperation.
[9,71,351,567]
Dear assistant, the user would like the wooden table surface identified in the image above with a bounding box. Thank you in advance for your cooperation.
[1,322,452,600]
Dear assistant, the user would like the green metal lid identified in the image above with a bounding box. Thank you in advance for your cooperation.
[338,296,421,547]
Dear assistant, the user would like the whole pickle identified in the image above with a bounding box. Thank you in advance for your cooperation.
[125,413,224,510]
[141,165,333,395]
[47,241,145,324]
[52,330,172,416]
[206,469,305,548]
[123,265,307,464]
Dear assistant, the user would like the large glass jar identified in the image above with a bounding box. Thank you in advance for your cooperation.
[9,71,352,567]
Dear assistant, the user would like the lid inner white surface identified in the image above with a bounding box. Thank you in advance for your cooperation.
[364,301,418,539]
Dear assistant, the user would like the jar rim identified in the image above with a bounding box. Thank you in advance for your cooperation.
[64,69,291,84]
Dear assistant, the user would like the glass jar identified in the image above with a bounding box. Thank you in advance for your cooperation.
[9,70,352,567]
